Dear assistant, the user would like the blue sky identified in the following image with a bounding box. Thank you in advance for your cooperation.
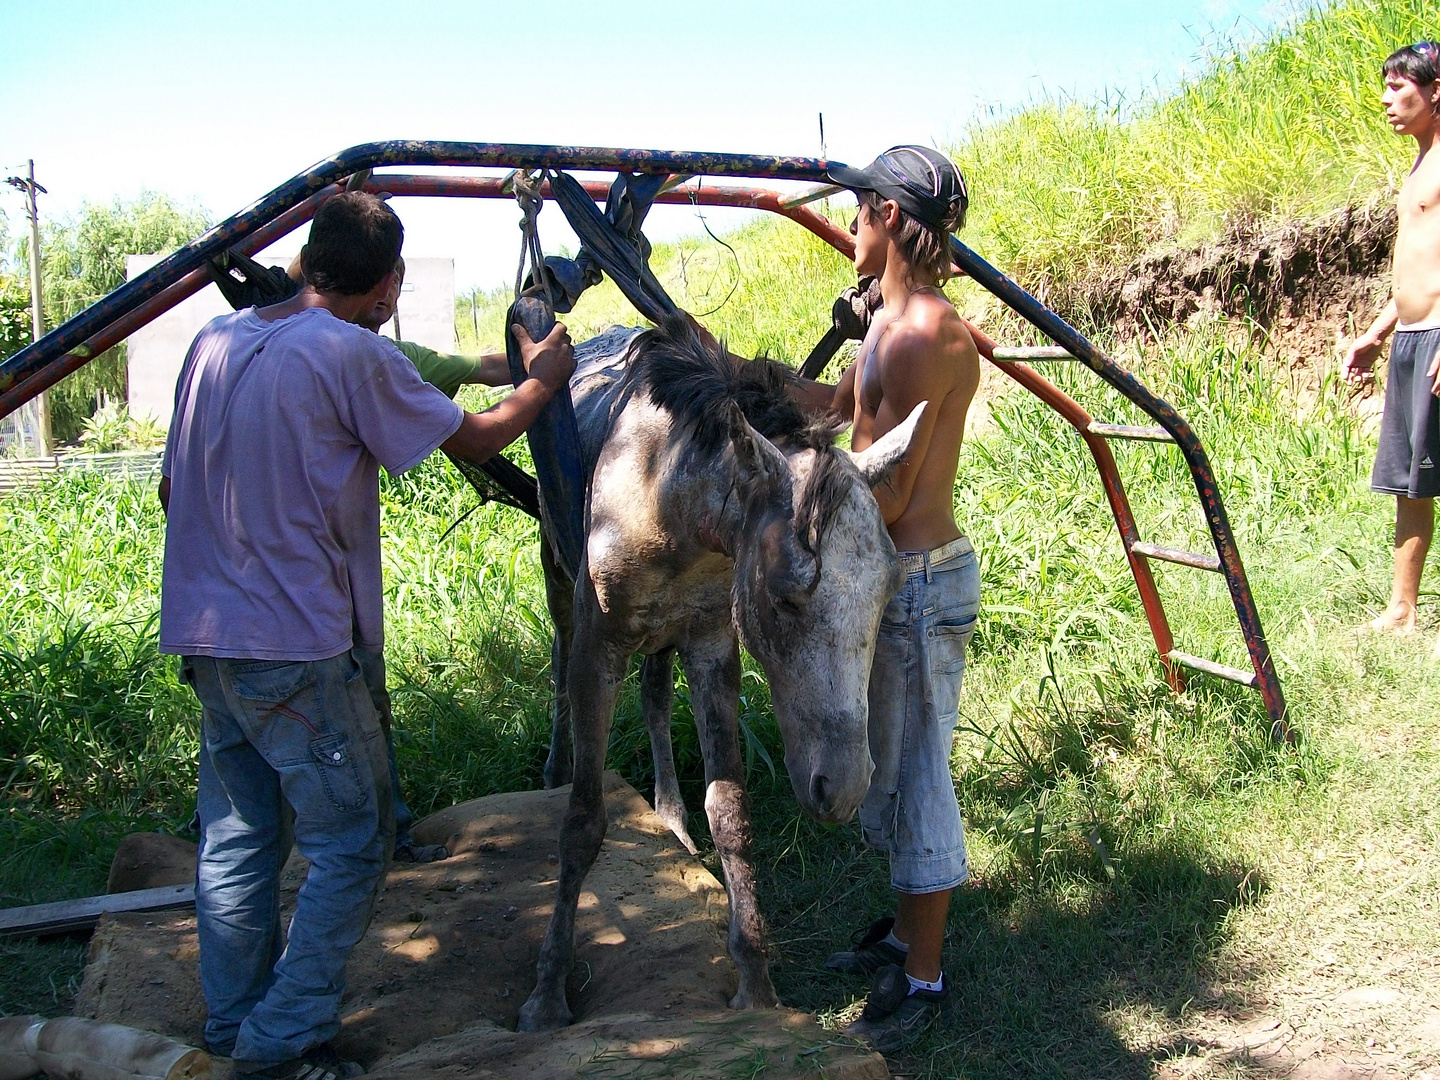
[1,0,1285,289]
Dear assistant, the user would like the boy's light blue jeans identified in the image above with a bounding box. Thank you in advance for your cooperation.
[859,538,980,894]
[184,651,394,1068]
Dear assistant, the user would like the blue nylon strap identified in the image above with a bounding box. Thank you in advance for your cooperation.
[506,296,587,578]
[547,171,678,323]
[506,169,681,573]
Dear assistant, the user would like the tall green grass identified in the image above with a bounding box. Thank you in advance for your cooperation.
[4,322,1437,1075]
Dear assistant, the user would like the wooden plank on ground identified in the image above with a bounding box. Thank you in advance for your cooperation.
[0,884,194,939]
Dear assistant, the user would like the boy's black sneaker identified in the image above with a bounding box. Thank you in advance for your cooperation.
[842,963,947,1055]
[824,916,907,976]
[235,1043,364,1080]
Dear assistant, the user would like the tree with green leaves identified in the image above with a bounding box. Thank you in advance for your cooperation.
[8,193,209,442]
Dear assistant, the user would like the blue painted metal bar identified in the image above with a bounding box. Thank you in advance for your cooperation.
[0,142,834,399]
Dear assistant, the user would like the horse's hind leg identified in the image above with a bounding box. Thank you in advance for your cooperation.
[641,648,696,854]
[518,585,627,1032]
[682,633,778,1010]
[540,534,574,789]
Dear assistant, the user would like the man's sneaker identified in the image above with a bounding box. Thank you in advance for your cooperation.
[393,838,449,863]
[842,963,947,1055]
[235,1044,364,1080]
[824,916,907,976]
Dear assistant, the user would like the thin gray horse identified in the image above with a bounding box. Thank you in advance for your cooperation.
[519,315,922,1030]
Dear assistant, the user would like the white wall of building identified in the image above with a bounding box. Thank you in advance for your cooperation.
[125,254,238,426]
[125,254,456,427]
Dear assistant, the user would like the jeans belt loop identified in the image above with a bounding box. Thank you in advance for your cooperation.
[924,549,932,583]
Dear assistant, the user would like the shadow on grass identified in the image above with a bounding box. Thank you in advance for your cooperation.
[753,797,1267,1080]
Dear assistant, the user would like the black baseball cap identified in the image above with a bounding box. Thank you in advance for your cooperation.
[827,146,969,233]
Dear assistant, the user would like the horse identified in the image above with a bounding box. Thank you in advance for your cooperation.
[518,314,922,1030]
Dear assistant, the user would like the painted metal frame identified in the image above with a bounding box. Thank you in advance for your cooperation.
[0,141,1288,741]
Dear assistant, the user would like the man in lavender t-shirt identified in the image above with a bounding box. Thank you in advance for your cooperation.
[159,192,574,1080]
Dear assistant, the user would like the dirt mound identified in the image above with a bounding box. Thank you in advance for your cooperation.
[1056,203,1395,339]
[75,772,884,1079]
[107,833,198,894]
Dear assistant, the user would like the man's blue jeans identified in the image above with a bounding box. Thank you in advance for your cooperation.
[184,651,394,1068]
[352,647,415,844]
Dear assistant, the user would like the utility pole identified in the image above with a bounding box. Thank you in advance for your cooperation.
[5,160,51,456]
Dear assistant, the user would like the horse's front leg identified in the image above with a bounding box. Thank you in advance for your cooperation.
[540,534,575,789]
[682,633,778,1010]
[641,648,696,854]
[518,580,628,1032]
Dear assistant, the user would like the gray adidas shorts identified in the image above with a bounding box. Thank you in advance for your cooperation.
[1372,327,1440,499]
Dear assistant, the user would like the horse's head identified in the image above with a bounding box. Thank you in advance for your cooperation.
[726,402,923,824]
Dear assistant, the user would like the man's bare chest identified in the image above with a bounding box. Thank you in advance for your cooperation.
[856,315,895,417]
[1399,157,1440,225]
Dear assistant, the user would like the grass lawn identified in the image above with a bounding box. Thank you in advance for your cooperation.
[3,316,1437,1077]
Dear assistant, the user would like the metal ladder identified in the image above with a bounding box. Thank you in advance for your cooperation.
[949,250,1291,744]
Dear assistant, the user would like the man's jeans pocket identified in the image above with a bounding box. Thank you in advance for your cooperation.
[227,658,370,814]
[308,732,369,812]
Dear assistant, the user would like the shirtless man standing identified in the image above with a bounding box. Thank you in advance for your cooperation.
[791,145,979,1053]
[1343,42,1440,643]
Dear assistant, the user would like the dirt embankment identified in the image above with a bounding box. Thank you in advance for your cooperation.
[76,773,886,1080]
[1048,203,1397,369]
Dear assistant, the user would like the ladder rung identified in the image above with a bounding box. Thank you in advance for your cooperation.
[990,346,1077,362]
[1129,542,1222,573]
[1166,651,1258,687]
[1088,422,1174,443]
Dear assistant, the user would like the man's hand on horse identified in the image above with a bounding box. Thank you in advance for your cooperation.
[513,322,576,391]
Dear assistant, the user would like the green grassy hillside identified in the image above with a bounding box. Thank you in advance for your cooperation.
[962,0,1431,295]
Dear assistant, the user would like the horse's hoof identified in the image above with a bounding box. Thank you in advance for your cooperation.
[517,991,572,1032]
[656,805,698,855]
[728,984,780,1010]
[542,760,573,790]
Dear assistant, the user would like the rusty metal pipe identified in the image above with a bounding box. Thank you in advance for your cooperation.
[959,318,1184,695]
[0,142,836,398]
[0,145,1284,741]
[0,184,345,421]
[0,163,854,414]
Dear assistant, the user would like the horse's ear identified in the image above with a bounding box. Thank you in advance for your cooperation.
[846,401,927,487]
[729,402,789,493]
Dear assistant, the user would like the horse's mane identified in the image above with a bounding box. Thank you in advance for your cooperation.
[625,314,831,453]
[625,313,854,556]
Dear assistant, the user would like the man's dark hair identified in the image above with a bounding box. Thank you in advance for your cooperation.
[301,192,404,296]
[1384,42,1440,88]
[859,190,956,285]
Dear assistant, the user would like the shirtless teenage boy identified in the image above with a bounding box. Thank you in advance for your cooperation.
[1343,42,1440,640]
[791,146,979,1053]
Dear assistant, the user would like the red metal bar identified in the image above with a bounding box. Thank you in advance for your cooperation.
[0,176,854,422]
[959,317,1185,694]
[366,174,857,255]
